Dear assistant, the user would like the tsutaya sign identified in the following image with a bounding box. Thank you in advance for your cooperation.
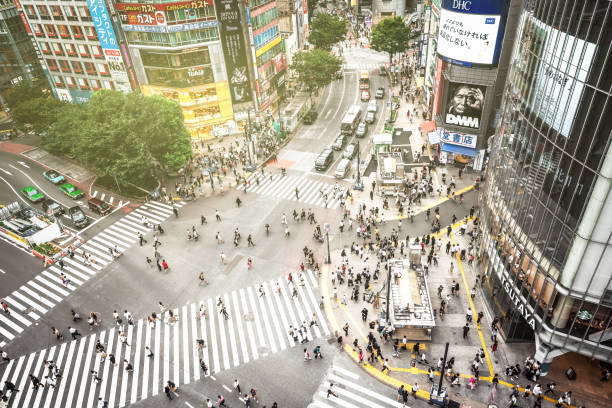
[501,275,536,330]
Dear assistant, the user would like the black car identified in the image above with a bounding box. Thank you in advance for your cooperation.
[68,206,89,228]
[42,199,64,217]
[315,149,334,171]
[375,87,385,99]
[303,110,318,125]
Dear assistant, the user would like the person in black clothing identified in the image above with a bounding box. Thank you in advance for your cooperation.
[4,380,18,394]
[164,385,172,400]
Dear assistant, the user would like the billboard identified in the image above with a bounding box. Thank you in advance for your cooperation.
[214,0,252,104]
[438,129,477,148]
[511,13,596,138]
[444,82,486,129]
[437,0,508,66]
[87,0,131,92]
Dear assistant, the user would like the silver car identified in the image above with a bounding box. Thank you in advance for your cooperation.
[343,143,357,159]
[365,111,376,124]
[356,121,368,137]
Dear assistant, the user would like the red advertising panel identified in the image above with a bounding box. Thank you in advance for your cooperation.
[115,0,213,12]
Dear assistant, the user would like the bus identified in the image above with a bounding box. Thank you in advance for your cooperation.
[359,70,370,90]
[340,105,362,135]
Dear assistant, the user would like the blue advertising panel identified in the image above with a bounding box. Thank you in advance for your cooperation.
[87,0,120,50]
[437,0,509,66]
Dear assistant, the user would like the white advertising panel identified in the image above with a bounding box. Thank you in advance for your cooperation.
[438,8,500,65]
[513,13,596,138]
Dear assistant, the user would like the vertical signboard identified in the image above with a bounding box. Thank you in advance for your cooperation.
[215,0,252,104]
[303,0,308,41]
[87,0,131,92]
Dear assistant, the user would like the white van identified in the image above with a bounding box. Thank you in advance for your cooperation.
[335,158,351,179]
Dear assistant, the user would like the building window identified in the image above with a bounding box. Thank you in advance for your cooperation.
[84,61,96,74]
[103,80,113,90]
[37,5,50,20]
[53,42,64,56]
[71,25,83,39]
[45,25,56,38]
[78,78,88,90]
[60,60,70,72]
[78,6,90,20]
[33,24,44,37]
[51,5,63,20]
[65,43,76,56]
[92,45,103,58]
[86,26,97,40]
[71,61,82,73]
[54,75,64,87]
[57,25,70,38]
[63,6,77,21]
[98,63,109,76]
[66,76,76,88]
[41,42,51,55]
[47,59,58,71]
[91,79,100,90]
[25,5,36,19]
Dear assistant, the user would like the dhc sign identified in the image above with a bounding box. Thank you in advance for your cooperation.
[452,0,471,10]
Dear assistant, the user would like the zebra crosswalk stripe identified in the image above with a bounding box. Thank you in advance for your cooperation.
[0,276,324,407]
[0,201,182,347]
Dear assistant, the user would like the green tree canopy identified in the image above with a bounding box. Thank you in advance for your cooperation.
[43,90,192,190]
[290,49,342,94]
[370,17,412,65]
[3,82,67,133]
[309,13,347,50]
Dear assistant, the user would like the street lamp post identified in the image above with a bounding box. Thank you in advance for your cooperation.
[354,140,363,190]
[324,222,331,264]
[386,261,391,323]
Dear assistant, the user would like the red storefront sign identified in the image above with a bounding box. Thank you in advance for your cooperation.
[115,0,213,13]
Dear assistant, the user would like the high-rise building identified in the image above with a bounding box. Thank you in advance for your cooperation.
[16,0,133,103]
[247,0,287,112]
[479,0,612,373]
[114,0,236,140]
[0,0,44,92]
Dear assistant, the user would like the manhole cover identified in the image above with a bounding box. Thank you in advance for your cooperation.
[244,312,254,321]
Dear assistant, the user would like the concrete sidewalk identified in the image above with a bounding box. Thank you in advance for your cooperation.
[319,218,581,408]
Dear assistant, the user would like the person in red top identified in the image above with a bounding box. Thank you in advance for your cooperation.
[161,260,169,273]
[1,300,9,315]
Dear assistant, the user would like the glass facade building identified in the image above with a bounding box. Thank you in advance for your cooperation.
[480,0,612,372]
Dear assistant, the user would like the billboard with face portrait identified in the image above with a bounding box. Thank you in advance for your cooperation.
[444,82,486,129]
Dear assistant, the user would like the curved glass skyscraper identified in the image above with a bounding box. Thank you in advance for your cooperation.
[479,0,612,372]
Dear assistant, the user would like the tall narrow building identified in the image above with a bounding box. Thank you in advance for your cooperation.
[479,0,612,373]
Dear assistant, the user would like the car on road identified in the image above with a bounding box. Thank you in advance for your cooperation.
[365,111,376,124]
[375,87,385,99]
[87,197,111,215]
[343,142,357,159]
[21,186,44,203]
[59,183,84,199]
[303,110,318,125]
[315,149,334,171]
[68,206,89,228]
[335,158,351,179]
[42,169,65,184]
[42,199,64,216]
[332,134,347,150]
[379,66,387,76]
[367,100,377,113]
[355,121,368,137]
[360,90,370,102]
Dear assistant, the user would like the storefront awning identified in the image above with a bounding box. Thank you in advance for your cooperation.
[420,121,436,133]
[441,143,478,157]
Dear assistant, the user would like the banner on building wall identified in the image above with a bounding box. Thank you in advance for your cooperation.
[303,0,308,41]
[438,129,477,148]
[87,0,131,92]
[444,82,486,129]
[121,20,217,33]
[115,1,213,13]
[214,0,252,104]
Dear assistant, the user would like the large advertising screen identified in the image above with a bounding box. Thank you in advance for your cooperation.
[214,0,252,104]
[437,0,508,66]
[444,82,486,129]
[511,13,596,138]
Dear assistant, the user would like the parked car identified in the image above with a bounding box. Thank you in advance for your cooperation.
[303,110,318,125]
[21,186,44,203]
[355,121,368,137]
[315,149,334,171]
[68,206,89,228]
[332,134,347,150]
[360,90,370,102]
[365,111,376,124]
[59,183,84,199]
[87,197,111,215]
[42,199,64,216]
[42,169,65,184]
[343,142,357,159]
[375,87,385,99]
